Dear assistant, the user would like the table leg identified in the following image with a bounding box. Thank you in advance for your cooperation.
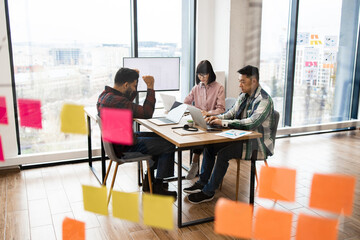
[87,115,92,167]
[177,150,182,227]
[250,149,258,204]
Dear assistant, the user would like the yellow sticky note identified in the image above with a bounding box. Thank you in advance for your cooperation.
[61,104,87,135]
[82,185,108,215]
[142,193,174,230]
[112,191,139,222]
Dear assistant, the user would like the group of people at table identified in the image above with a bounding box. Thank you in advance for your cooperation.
[96,60,275,204]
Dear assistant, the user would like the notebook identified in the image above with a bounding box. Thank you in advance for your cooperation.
[187,105,223,131]
[148,104,187,126]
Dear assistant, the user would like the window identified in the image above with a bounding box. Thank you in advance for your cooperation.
[259,0,290,125]
[8,0,132,154]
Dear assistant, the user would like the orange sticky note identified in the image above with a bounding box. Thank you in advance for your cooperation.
[309,173,356,216]
[60,104,87,135]
[296,214,338,240]
[258,166,296,202]
[142,193,174,230]
[100,108,133,145]
[253,207,293,240]
[62,217,85,240]
[214,198,252,239]
[18,99,42,129]
[0,97,8,125]
[82,185,108,215]
[0,136,4,162]
[112,191,139,223]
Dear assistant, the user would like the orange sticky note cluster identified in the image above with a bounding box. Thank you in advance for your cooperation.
[253,207,293,240]
[296,214,338,240]
[214,198,252,239]
[309,173,356,216]
[323,63,334,69]
[62,217,85,240]
[258,166,296,202]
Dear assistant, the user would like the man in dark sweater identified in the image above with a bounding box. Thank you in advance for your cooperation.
[97,68,176,198]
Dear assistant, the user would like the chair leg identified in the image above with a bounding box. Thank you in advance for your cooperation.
[255,160,268,191]
[139,161,144,189]
[264,159,268,167]
[146,160,153,194]
[107,162,119,205]
[235,160,240,201]
[102,160,113,186]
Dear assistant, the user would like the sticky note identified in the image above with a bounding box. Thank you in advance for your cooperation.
[309,173,356,216]
[214,198,252,239]
[112,191,139,222]
[62,217,85,240]
[253,207,293,240]
[18,99,42,129]
[0,136,4,162]
[100,108,133,145]
[142,193,174,230]
[60,104,87,135]
[296,214,338,240]
[258,166,296,202]
[82,185,108,215]
[0,97,8,124]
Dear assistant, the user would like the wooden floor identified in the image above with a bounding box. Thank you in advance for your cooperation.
[1,130,360,240]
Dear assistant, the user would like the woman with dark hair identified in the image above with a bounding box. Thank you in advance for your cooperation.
[184,60,225,179]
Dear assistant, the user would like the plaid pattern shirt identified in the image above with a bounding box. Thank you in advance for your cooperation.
[218,85,275,160]
[96,86,156,155]
[97,86,156,119]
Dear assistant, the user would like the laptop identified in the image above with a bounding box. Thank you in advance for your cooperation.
[160,93,176,111]
[148,104,187,126]
[187,105,223,131]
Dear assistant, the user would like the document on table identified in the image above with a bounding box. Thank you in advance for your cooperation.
[215,130,252,139]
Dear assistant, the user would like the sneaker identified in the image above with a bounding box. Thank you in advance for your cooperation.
[183,182,204,194]
[188,191,214,204]
[186,162,199,180]
[153,180,177,199]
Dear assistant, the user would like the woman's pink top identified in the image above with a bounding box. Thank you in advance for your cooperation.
[184,81,225,115]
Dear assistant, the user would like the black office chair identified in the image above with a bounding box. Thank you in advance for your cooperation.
[96,116,153,205]
[220,110,280,201]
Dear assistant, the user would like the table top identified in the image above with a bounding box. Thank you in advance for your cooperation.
[135,118,262,148]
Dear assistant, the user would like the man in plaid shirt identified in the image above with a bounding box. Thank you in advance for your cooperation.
[184,65,275,204]
[97,68,177,198]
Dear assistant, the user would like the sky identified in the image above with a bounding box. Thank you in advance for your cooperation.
[9,0,181,45]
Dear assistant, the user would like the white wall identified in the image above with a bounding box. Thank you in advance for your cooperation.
[0,0,19,164]
[196,0,263,98]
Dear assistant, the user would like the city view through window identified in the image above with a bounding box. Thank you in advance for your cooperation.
[9,0,183,154]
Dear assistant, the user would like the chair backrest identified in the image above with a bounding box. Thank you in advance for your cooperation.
[96,115,121,161]
[225,97,237,112]
[272,110,280,147]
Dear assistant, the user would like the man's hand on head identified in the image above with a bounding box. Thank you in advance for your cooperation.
[142,75,154,90]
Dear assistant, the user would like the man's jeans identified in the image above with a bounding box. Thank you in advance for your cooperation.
[127,132,175,179]
[197,141,244,196]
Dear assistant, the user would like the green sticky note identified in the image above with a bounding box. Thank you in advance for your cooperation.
[82,185,108,215]
[61,103,87,135]
[142,193,174,230]
[112,191,139,222]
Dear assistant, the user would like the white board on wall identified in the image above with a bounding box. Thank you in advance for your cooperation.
[123,57,180,92]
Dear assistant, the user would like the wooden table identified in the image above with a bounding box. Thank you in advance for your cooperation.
[135,118,262,228]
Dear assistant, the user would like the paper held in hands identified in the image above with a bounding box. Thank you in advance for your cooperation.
[215,130,251,139]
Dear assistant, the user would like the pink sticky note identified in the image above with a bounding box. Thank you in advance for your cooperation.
[100,108,133,145]
[18,99,42,129]
[0,97,8,124]
[0,136,4,161]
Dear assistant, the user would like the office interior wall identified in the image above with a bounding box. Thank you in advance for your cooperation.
[196,0,263,98]
[0,0,19,162]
